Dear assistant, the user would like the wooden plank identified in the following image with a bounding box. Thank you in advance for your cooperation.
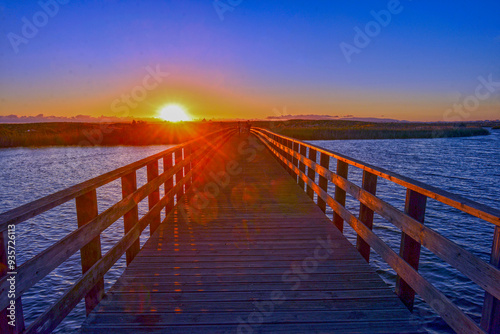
[121,171,140,265]
[306,147,317,200]
[147,160,161,235]
[481,226,500,333]
[82,309,414,326]
[75,189,104,315]
[333,160,348,232]
[94,297,405,313]
[81,321,422,334]
[396,189,427,310]
[356,171,378,262]
[318,152,330,213]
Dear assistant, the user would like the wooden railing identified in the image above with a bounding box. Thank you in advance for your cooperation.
[0,128,235,334]
[252,128,500,334]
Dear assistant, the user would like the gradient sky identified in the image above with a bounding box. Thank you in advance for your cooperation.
[0,0,499,121]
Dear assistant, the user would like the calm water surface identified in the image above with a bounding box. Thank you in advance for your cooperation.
[310,129,499,333]
[0,131,498,333]
[0,145,173,333]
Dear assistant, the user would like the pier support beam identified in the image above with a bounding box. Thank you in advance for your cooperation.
[306,148,317,200]
[76,190,104,315]
[356,171,378,262]
[333,160,348,233]
[395,189,427,311]
[481,226,500,333]
[147,160,161,235]
[164,154,174,217]
[318,153,330,213]
[121,171,140,265]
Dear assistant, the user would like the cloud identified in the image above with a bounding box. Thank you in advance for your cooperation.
[0,114,136,123]
[265,114,406,123]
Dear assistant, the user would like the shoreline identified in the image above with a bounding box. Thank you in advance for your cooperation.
[0,121,493,148]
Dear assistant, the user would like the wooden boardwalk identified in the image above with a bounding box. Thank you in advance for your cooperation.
[81,134,421,333]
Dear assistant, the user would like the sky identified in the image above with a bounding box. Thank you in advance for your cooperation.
[0,0,499,122]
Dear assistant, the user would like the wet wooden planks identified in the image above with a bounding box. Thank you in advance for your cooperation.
[81,134,422,333]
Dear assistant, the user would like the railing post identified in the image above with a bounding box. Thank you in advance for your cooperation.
[277,137,285,169]
[276,137,283,168]
[333,160,348,233]
[298,144,307,191]
[481,226,500,333]
[306,148,317,200]
[121,171,140,265]
[147,160,161,235]
[0,230,25,333]
[395,189,427,310]
[285,140,294,178]
[318,153,330,213]
[184,145,192,191]
[286,139,295,178]
[356,171,378,262]
[175,148,184,204]
[163,153,174,216]
[75,189,104,315]
[292,142,299,184]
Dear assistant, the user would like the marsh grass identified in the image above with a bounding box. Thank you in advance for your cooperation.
[0,120,491,148]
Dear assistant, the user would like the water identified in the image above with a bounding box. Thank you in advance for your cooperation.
[308,128,499,333]
[0,145,173,333]
[0,131,498,333]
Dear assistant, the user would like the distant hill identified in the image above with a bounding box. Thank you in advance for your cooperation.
[266,114,407,123]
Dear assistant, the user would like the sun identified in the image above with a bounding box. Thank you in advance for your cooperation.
[158,104,191,122]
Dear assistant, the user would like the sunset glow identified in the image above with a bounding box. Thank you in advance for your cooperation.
[158,104,191,122]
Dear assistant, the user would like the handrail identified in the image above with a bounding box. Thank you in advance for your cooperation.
[254,127,500,227]
[252,128,500,334]
[0,128,232,232]
[0,127,236,333]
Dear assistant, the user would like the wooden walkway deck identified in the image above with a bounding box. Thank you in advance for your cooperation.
[81,134,421,333]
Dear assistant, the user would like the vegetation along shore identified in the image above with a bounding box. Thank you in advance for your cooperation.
[0,120,494,148]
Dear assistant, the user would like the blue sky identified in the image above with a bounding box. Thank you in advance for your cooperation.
[0,0,499,121]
